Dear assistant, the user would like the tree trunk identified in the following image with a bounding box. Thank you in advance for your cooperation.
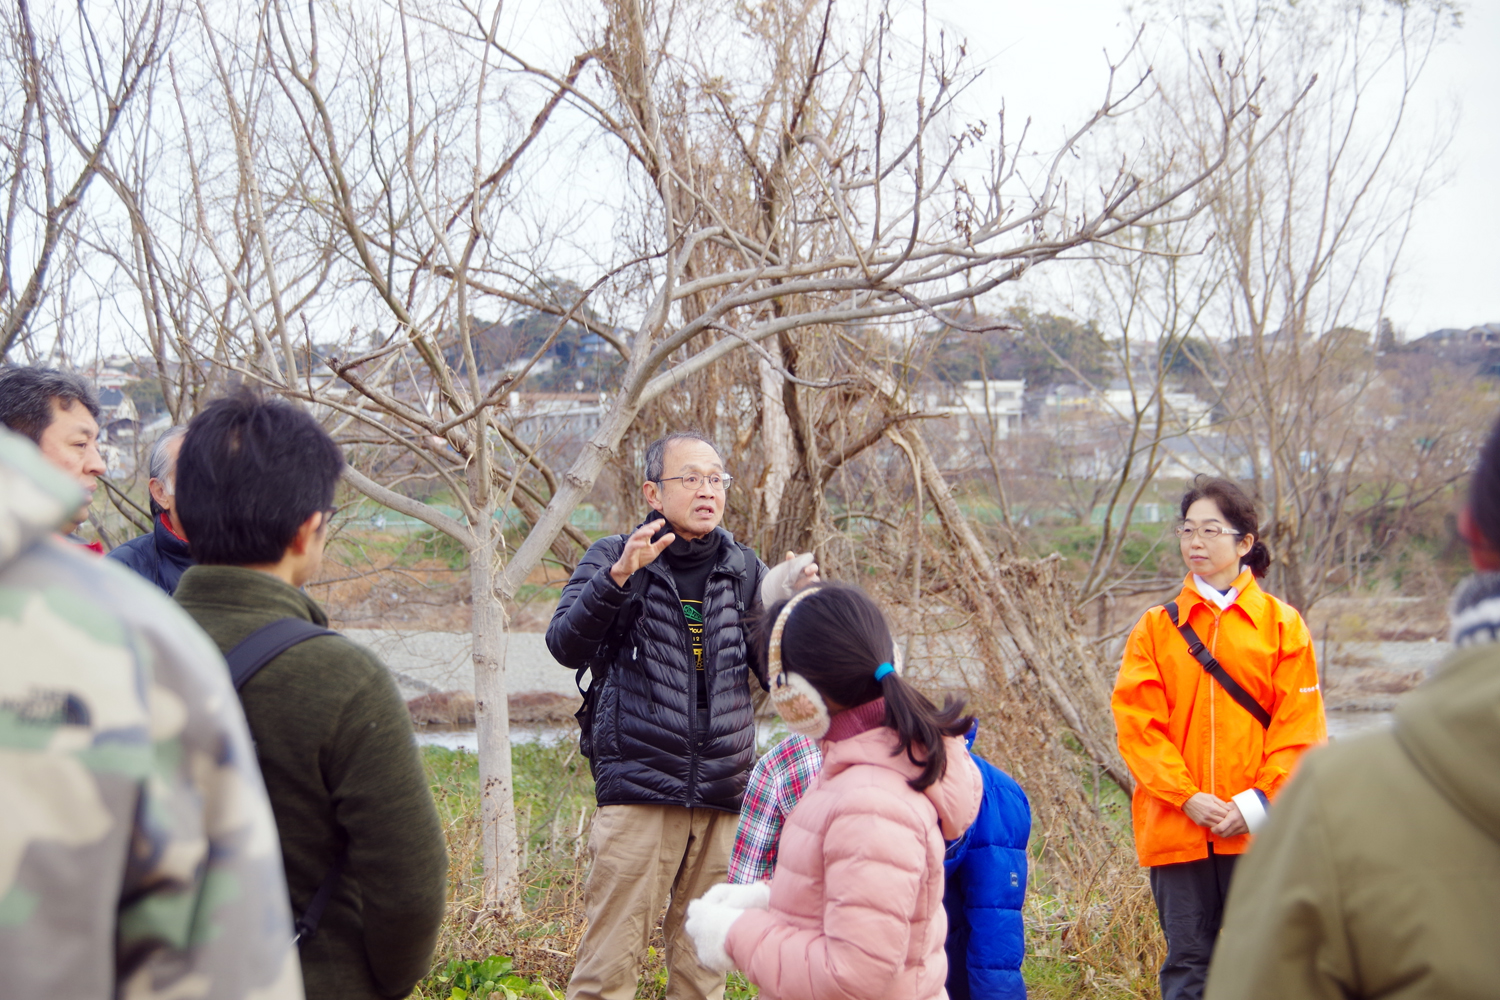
[757,357,793,550]
[766,333,823,560]
[895,427,1133,791]
[471,539,521,912]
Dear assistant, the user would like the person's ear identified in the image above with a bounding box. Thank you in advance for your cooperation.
[1459,506,1500,571]
[148,479,171,510]
[288,511,324,556]
[1237,532,1254,559]
[643,480,664,513]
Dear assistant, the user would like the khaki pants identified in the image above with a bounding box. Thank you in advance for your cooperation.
[567,804,736,1000]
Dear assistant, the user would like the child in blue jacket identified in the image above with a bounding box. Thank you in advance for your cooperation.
[943,729,1032,1000]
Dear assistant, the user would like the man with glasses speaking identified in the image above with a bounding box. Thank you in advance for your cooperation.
[549,432,818,1000]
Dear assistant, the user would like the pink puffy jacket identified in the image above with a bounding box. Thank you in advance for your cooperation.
[725,717,982,1000]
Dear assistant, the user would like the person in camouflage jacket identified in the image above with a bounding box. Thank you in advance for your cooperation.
[0,428,304,999]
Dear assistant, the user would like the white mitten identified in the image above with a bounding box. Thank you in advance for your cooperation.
[759,552,816,606]
[700,880,772,911]
[685,895,746,972]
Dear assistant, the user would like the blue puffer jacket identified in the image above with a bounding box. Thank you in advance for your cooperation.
[944,744,1031,999]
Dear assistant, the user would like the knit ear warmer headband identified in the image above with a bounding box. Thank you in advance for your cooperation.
[767,587,832,738]
[766,587,903,739]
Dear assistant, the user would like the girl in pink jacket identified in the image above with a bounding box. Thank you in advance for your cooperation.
[686,583,982,1000]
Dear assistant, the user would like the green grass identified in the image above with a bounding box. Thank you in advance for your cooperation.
[1023,954,1093,998]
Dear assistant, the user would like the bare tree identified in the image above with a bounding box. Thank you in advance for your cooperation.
[0,0,171,359]
[1156,0,1458,611]
[5,0,1261,910]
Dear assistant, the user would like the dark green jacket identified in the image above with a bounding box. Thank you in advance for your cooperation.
[1206,639,1500,999]
[176,566,447,1000]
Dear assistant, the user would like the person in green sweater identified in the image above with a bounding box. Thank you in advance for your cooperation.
[172,391,448,1000]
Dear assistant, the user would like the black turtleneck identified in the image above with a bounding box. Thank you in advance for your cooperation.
[654,515,723,709]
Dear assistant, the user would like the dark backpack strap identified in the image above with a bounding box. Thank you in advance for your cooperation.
[293,849,347,944]
[1163,602,1272,729]
[575,559,645,758]
[224,617,343,942]
[225,618,337,690]
[735,543,761,614]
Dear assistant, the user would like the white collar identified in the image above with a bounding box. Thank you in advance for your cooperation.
[1193,573,1240,611]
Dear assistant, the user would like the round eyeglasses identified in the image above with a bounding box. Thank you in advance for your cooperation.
[658,473,733,493]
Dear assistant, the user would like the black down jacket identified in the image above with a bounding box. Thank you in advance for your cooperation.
[547,521,768,811]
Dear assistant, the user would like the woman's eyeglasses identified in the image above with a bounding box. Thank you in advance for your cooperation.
[1174,523,1241,540]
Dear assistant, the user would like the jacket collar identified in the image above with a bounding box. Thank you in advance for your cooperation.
[154,513,193,559]
[1175,568,1266,623]
[1449,572,1500,648]
[174,564,329,625]
[636,514,747,581]
[825,697,886,742]
[820,726,983,840]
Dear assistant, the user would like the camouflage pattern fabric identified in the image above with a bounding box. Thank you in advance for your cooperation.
[0,429,304,999]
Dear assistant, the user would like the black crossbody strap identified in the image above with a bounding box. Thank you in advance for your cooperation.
[225,618,337,690]
[1164,601,1272,730]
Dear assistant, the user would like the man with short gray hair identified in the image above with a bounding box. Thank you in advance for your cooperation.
[549,431,818,1000]
[109,425,194,593]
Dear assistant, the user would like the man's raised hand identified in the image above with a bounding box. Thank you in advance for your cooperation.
[611,522,675,587]
[787,550,820,592]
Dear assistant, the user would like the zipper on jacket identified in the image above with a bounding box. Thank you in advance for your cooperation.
[1208,610,1221,810]
[653,559,701,805]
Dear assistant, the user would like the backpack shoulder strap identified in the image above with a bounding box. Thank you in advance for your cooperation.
[734,542,761,613]
[223,617,344,943]
[226,618,338,691]
[293,850,347,944]
[1162,602,1272,729]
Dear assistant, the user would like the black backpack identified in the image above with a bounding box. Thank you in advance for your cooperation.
[225,618,345,944]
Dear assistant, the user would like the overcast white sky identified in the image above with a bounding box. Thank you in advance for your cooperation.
[915,0,1499,338]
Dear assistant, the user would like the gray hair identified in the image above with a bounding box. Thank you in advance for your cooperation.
[147,426,187,515]
[149,426,187,482]
[643,431,719,482]
[0,366,101,443]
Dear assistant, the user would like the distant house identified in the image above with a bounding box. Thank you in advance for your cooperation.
[1404,323,1500,377]
[1155,434,1254,482]
[506,391,605,450]
[922,379,1026,441]
[1417,323,1500,349]
[1097,382,1214,436]
[76,364,141,444]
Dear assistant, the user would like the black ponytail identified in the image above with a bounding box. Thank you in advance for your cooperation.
[877,672,973,790]
[755,583,973,790]
[1242,539,1272,578]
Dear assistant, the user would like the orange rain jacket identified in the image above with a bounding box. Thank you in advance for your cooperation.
[1113,569,1326,867]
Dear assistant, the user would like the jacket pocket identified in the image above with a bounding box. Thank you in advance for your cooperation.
[600,668,623,762]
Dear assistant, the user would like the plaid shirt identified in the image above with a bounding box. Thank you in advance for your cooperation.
[728,734,823,884]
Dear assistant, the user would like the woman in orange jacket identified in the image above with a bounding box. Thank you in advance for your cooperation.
[1112,478,1325,1000]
